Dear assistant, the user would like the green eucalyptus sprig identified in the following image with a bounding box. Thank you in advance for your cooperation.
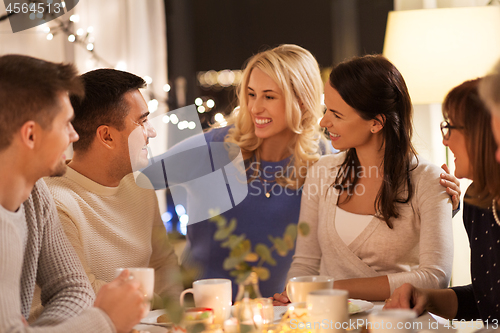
[208,209,310,284]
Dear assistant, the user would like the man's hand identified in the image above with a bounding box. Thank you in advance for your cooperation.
[94,270,147,333]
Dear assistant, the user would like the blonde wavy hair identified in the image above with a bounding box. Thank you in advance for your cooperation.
[224,44,325,190]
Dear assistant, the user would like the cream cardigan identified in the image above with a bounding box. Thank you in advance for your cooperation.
[287,152,453,293]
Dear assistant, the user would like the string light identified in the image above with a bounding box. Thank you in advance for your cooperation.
[178,215,188,235]
[198,70,242,88]
[115,61,127,71]
[148,99,159,112]
[217,69,235,87]
[170,114,179,125]
[195,98,203,106]
[214,113,225,123]
[37,14,203,134]
[206,99,215,108]
[178,121,189,130]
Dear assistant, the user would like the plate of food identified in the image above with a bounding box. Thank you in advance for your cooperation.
[140,309,171,326]
[348,299,374,314]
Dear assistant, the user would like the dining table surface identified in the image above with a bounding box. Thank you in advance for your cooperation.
[133,301,490,333]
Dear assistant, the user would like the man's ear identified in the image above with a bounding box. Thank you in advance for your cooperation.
[96,125,116,149]
[19,121,37,149]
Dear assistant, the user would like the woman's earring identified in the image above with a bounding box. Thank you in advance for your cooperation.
[371,129,375,133]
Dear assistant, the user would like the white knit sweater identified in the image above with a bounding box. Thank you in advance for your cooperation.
[0,180,115,332]
[41,166,182,306]
[288,153,454,293]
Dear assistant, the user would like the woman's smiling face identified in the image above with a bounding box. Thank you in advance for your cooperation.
[247,68,292,141]
[320,81,374,151]
[442,119,472,179]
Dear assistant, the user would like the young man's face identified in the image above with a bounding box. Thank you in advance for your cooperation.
[39,92,79,177]
[118,89,156,173]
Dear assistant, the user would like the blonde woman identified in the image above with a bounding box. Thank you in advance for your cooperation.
[182,44,327,299]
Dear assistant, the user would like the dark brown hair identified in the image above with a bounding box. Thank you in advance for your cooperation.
[0,54,83,151]
[443,78,500,208]
[330,55,417,228]
[70,69,146,152]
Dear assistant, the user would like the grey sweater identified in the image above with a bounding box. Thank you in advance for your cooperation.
[0,180,115,332]
[288,153,454,293]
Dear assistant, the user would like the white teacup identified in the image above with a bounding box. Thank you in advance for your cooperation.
[115,268,155,312]
[286,276,334,303]
[307,289,348,333]
[180,278,232,325]
[368,309,417,333]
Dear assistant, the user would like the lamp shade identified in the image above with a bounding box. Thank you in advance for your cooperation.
[383,6,500,105]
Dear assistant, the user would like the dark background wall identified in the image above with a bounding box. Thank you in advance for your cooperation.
[191,0,333,71]
[165,0,393,119]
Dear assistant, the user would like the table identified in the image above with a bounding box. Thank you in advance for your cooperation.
[134,302,486,333]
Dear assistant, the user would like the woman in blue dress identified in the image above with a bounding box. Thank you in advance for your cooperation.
[182,44,327,299]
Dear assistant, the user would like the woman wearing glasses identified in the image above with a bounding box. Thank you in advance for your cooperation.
[385,78,500,321]
[274,55,455,303]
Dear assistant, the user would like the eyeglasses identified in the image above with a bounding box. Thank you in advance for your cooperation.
[440,120,464,140]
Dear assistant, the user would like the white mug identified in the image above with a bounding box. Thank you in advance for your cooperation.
[286,276,334,303]
[115,267,155,313]
[180,278,232,325]
[368,309,417,333]
[307,289,348,333]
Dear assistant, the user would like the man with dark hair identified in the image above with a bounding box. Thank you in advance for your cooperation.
[0,54,145,332]
[41,68,182,310]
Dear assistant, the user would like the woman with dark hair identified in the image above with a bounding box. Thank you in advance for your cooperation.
[274,55,454,303]
[385,78,500,321]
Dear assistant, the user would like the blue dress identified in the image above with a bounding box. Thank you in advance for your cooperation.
[183,126,303,300]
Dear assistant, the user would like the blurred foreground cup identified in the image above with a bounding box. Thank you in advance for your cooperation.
[180,278,232,325]
[286,276,334,303]
[307,289,348,333]
[367,309,417,333]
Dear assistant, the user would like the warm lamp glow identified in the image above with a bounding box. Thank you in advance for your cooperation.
[383,6,500,105]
